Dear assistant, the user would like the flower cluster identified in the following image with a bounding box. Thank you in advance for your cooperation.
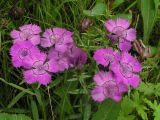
[105,18,136,52]
[10,24,87,85]
[91,18,142,102]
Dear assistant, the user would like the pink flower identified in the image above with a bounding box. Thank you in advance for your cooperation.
[110,52,142,88]
[48,47,70,72]
[48,45,87,70]
[91,71,128,102]
[68,46,87,69]
[40,28,74,52]
[10,24,41,45]
[10,41,41,68]
[23,52,61,85]
[93,48,120,67]
[105,18,136,51]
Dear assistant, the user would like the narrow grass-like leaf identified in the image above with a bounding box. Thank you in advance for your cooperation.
[0,108,29,114]
[0,78,35,95]
[83,104,91,120]
[0,113,32,120]
[7,92,25,109]
[113,0,125,9]
[31,100,39,120]
[140,0,159,44]
[34,90,46,120]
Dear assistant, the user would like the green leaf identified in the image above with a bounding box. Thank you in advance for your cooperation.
[132,91,148,120]
[0,78,35,95]
[120,96,134,115]
[118,96,135,120]
[140,0,159,44]
[0,113,32,120]
[154,105,160,120]
[55,83,74,118]
[150,46,160,56]
[144,98,155,110]
[92,99,121,120]
[83,3,106,17]
[118,115,135,120]
[34,90,46,120]
[111,13,132,21]
[144,99,160,120]
[7,92,25,109]
[31,100,39,120]
[83,104,91,120]
[113,0,125,9]
[0,108,29,114]
[137,106,148,120]
[137,82,155,95]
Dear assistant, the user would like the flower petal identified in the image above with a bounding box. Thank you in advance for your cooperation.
[104,19,116,32]
[23,69,51,85]
[40,38,53,47]
[93,48,114,67]
[29,35,40,45]
[91,87,106,102]
[112,94,122,102]
[118,82,128,93]
[10,30,20,39]
[121,52,142,72]
[55,44,68,53]
[119,39,132,52]
[116,18,130,29]
[31,24,42,34]
[125,28,136,42]
[23,70,37,84]
[93,71,113,86]
[128,74,141,88]
[37,73,52,85]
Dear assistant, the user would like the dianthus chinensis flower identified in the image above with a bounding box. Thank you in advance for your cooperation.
[10,24,41,45]
[110,52,142,88]
[91,71,128,102]
[48,47,71,72]
[23,51,63,85]
[10,41,42,68]
[40,28,74,52]
[10,41,67,85]
[105,18,136,51]
[48,45,88,70]
[93,48,120,67]
[68,45,87,69]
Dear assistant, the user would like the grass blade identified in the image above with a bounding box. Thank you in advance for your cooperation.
[0,78,35,95]
[7,92,25,109]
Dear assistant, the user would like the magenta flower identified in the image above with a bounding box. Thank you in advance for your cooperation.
[10,41,42,68]
[110,52,142,88]
[91,71,128,102]
[68,46,87,69]
[10,24,41,45]
[48,47,70,72]
[48,45,87,70]
[93,48,120,67]
[40,28,74,52]
[105,18,136,51]
[23,51,61,85]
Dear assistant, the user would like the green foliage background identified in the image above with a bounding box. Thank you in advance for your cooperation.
[0,0,160,120]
